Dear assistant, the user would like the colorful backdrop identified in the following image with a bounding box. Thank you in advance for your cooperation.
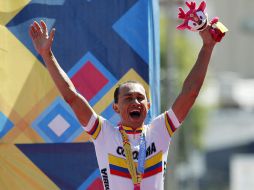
[0,0,160,189]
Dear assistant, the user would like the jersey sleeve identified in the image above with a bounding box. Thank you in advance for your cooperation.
[82,113,102,140]
[82,113,115,145]
[147,109,180,152]
[149,108,181,145]
[164,108,181,137]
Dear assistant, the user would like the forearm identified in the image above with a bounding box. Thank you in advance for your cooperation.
[172,43,215,122]
[29,21,95,126]
[182,44,214,95]
[42,50,77,102]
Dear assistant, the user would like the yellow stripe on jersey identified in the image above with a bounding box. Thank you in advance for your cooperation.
[145,151,162,168]
[87,117,102,140]
[108,154,128,168]
[109,154,139,168]
[109,151,163,170]
[122,126,142,132]
[164,112,176,137]
[92,117,101,139]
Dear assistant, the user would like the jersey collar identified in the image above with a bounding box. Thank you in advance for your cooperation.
[121,125,143,135]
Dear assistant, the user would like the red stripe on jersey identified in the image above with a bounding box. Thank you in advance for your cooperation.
[166,112,176,132]
[110,169,131,179]
[87,118,99,135]
[143,167,162,178]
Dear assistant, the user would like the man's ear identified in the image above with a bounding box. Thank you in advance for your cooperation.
[113,103,120,113]
[147,101,151,110]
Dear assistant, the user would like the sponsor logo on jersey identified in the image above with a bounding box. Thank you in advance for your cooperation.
[101,168,110,190]
[116,142,157,160]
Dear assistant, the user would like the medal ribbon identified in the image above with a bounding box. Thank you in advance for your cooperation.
[119,126,145,190]
[137,132,146,174]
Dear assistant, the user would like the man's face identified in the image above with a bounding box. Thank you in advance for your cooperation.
[113,83,150,129]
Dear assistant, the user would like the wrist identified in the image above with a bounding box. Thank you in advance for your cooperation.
[41,50,53,59]
[202,43,215,51]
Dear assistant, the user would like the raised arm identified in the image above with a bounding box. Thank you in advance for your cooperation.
[29,20,95,126]
[172,26,217,123]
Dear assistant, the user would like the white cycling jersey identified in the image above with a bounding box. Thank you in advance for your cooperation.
[83,108,181,190]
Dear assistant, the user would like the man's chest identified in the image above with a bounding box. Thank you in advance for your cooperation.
[107,131,161,161]
[103,132,165,183]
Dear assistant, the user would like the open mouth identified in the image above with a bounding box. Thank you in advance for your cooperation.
[197,20,208,31]
[129,109,141,119]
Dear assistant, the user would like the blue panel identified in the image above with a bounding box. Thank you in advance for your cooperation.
[113,0,148,63]
[31,0,65,5]
[6,0,148,82]
[16,143,98,190]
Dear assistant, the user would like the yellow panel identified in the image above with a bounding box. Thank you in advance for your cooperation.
[93,68,150,114]
[74,131,91,142]
[15,127,45,144]
[0,96,21,123]
[10,132,38,144]
[0,144,59,190]
[0,0,31,25]
[23,88,60,124]
[0,26,56,117]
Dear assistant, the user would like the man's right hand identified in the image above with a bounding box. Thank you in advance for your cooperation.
[29,20,95,127]
[199,25,217,47]
[29,20,55,57]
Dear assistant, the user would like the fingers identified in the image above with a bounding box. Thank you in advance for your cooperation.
[33,21,41,31]
[29,20,56,51]
[29,20,50,40]
[48,28,56,46]
[29,21,42,39]
[40,20,48,36]
[29,24,36,39]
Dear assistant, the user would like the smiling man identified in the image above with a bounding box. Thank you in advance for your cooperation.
[29,19,218,190]
[113,81,150,129]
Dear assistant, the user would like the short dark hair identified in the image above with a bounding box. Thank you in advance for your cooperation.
[113,81,145,103]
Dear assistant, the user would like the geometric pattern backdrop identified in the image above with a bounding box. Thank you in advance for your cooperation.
[0,0,160,189]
